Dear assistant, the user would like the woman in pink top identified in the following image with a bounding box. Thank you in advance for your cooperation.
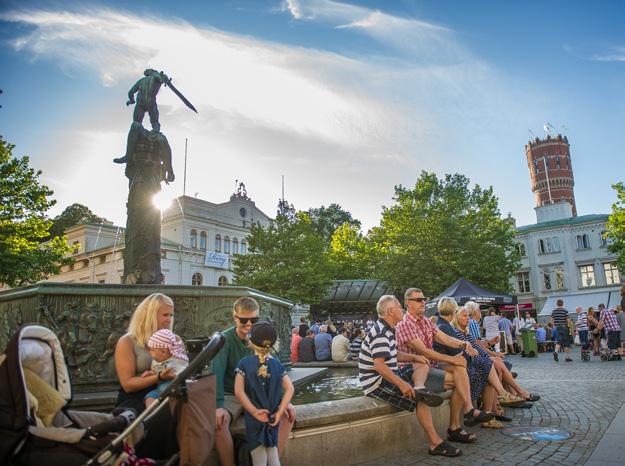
[290,327,302,363]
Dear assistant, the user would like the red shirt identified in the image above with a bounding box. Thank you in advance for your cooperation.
[396,312,438,358]
[290,334,302,363]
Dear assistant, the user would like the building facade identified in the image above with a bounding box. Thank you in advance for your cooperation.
[38,187,271,287]
[512,135,621,319]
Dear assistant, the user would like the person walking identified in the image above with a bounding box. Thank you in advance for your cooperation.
[551,299,572,362]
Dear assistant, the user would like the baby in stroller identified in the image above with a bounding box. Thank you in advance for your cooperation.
[143,329,188,407]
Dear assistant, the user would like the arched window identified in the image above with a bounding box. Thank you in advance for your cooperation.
[215,234,221,252]
[199,231,207,250]
[190,229,197,249]
[192,272,203,286]
[218,275,229,286]
[224,236,230,254]
[232,238,239,254]
[241,240,247,255]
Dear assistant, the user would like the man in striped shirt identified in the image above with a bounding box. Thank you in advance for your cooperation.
[575,306,590,356]
[551,299,572,362]
[359,295,460,457]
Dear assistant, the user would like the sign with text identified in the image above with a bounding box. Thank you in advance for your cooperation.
[205,251,229,269]
[500,303,534,311]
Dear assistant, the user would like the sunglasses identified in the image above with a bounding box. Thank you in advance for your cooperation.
[406,297,428,303]
[235,316,259,324]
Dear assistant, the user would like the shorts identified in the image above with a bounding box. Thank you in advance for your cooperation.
[223,394,244,423]
[367,365,446,412]
[556,326,571,348]
[144,381,171,400]
[607,331,621,350]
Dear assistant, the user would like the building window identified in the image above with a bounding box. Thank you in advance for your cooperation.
[579,265,595,287]
[556,156,561,169]
[218,275,229,286]
[516,243,526,256]
[72,241,81,254]
[517,272,530,293]
[241,240,247,255]
[190,229,197,249]
[215,234,221,252]
[224,236,230,254]
[200,231,207,250]
[232,238,239,254]
[576,234,590,250]
[192,272,203,286]
[604,262,620,285]
[539,238,560,254]
[555,268,565,289]
[543,272,551,290]
[538,239,545,254]
[600,231,611,247]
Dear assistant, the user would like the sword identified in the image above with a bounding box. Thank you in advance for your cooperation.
[162,75,197,113]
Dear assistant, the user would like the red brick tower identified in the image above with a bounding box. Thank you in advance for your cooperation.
[525,134,577,217]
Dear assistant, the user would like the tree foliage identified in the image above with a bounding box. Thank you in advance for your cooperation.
[49,203,107,239]
[605,182,625,273]
[0,137,71,287]
[367,171,520,297]
[232,208,331,304]
[307,203,361,243]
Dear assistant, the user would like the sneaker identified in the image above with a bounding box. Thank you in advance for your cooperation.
[553,351,558,362]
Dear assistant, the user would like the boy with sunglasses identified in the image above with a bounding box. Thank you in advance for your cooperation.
[212,297,295,466]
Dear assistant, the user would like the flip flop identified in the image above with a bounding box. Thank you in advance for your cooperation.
[524,393,540,402]
[428,440,462,457]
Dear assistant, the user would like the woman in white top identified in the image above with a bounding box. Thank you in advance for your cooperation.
[482,307,501,352]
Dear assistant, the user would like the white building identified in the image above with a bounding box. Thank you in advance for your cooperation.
[41,187,271,287]
[513,203,622,319]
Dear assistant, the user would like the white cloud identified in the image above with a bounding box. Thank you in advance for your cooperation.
[1,4,537,230]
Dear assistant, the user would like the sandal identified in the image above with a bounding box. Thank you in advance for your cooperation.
[524,393,540,402]
[414,388,445,407]
[498,393,525,407]
[428,440,462,457]
[463,408,494,426]
[447,427,477,443]
[482,419,504,429]
[495,414,512,422]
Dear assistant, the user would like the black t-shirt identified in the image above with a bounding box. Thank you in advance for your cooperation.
[299,337,315,362]
[298,323,310,338]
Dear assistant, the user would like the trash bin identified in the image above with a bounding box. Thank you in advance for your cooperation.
[520,329,537,357]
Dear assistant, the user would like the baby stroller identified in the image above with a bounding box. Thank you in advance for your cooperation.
[0,324,224,466]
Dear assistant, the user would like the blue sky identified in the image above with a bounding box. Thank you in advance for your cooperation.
[1,0,624,231]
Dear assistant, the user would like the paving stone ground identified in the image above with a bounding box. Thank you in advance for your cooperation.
[354,347,625,466]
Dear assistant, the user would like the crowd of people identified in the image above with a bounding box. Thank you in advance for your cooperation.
[290,317,371,363]
[110,286,625,464]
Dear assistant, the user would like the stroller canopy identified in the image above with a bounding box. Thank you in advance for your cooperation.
[425,278,517,313]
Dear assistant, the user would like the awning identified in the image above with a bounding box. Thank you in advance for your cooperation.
[538,289,621,317]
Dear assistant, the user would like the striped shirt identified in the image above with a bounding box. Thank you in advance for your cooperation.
[469,319,481,341]
[575,312,589,331]
[359,319,397,395]
[600,309,621,332]
[350,336,362,360]
[551,307,569,327]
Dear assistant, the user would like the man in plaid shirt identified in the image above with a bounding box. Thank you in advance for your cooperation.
[598,304,622,360]
[396,288,494,438]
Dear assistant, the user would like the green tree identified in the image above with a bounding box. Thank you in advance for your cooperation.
[49,203,107,239]
[368,171,520,297]
[605,182,625,273]
[307,203,361,243]
[232,209,331,304]
[326,223,378,279]
[0,137,71,287]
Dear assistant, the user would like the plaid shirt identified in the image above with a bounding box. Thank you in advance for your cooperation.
[396,312,438,357]
[469,318,481,341]
[600,308,621,332]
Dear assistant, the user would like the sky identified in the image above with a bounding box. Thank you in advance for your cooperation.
[1,0,624,231]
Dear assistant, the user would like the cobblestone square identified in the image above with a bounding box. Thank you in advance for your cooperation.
[355,347,625,466]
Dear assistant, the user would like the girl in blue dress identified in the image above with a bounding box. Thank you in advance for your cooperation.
[235,322,294,466]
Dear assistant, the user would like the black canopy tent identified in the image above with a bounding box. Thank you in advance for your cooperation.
[425,277,517,314]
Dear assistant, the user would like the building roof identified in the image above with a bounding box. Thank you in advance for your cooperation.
[515,214,609,234]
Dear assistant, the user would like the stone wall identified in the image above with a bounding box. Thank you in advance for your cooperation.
[0,283,292,393]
